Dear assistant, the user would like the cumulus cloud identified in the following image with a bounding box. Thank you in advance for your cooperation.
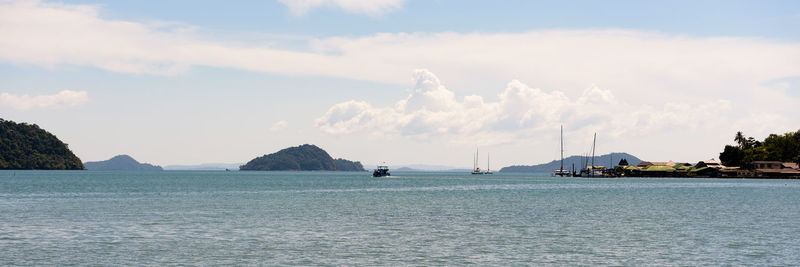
[278,0,404,16]
[270,120,289,132]
[0,90,89,110]
[316,70,736,145]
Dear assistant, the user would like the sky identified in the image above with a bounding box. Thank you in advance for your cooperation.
[1,0,799,168]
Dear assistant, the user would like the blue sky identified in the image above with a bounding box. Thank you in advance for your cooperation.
[1,0,799,168]
[57,0,800,39]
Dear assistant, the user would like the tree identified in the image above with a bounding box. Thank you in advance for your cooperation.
[746,137,761,149]
[734,131,746,148]
[719,145,744,167]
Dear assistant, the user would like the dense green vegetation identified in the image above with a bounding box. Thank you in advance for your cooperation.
[84,155,163,171]
[0,118,84,170]
[334,158,365,171]
[240,144,364,171]
[719,130,800,167]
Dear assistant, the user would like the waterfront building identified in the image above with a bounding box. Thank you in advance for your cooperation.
[750,161,800,178]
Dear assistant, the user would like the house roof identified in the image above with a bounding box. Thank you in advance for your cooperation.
[642,165,675,172]
[783,163,800,170]
[674,165,692,171]
[650,160,676,167]
[698,158,726,168]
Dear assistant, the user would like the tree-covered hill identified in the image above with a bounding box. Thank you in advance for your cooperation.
[240,144,364,171]
[500,152,642,173]
[84,155,163,171]
[0,118,84,170]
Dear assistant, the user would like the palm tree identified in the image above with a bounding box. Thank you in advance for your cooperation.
[734,131,746,148]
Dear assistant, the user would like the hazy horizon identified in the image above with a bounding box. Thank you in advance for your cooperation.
[2,0,798,168]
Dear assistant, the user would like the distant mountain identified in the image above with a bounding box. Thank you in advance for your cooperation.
[500,152,642,173]
[84,155,162,171]
[0,118,83,170]
[240,144,364,171]
[164,163,243,171]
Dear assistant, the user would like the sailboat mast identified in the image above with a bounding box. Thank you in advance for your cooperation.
[591,132,596,173]
[473,148,477,169]
[560,125,564,172]
[487,152,490,171]
[475,148,479,169]
[582,153,586,169]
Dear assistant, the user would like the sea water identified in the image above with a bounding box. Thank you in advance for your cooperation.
[1,170,798,265]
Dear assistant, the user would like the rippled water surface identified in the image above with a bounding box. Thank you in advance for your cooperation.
[1,171,799,265]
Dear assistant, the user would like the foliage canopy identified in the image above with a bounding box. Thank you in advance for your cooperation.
[719,129,800,167]
[0,118,84,170]
[240,144,364,171]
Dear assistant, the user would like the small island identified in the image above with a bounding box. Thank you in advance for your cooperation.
[240,144,365,171]
[0,118,83,170]
[84,155,163,171]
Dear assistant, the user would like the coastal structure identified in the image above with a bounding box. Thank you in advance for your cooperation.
[600,158,800,178]
[750,161,800,178]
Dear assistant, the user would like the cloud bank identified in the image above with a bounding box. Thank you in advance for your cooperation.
[2,0,798,90]
[278,0,404,16]
[0,90,89,110]
[315,70,734,145]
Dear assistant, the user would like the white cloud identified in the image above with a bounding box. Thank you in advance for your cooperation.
[3,0,798,90]
[315,70,737,146]
[270,120,289,132]
[0,90,89,110]
[278,0,404,16]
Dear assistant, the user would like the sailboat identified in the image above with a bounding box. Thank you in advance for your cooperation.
[553,125,570,177]
[579,132,603,177]
[484,153,493,174]
[471,148,483,175]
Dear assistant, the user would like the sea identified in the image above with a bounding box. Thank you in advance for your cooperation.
[1,170,799,265]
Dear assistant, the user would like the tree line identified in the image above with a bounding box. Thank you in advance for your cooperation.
[719,129,800,167]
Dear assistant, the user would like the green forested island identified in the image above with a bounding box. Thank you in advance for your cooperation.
[0,118,83,170]
[240,144,365,171]
[84,155,163,171]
